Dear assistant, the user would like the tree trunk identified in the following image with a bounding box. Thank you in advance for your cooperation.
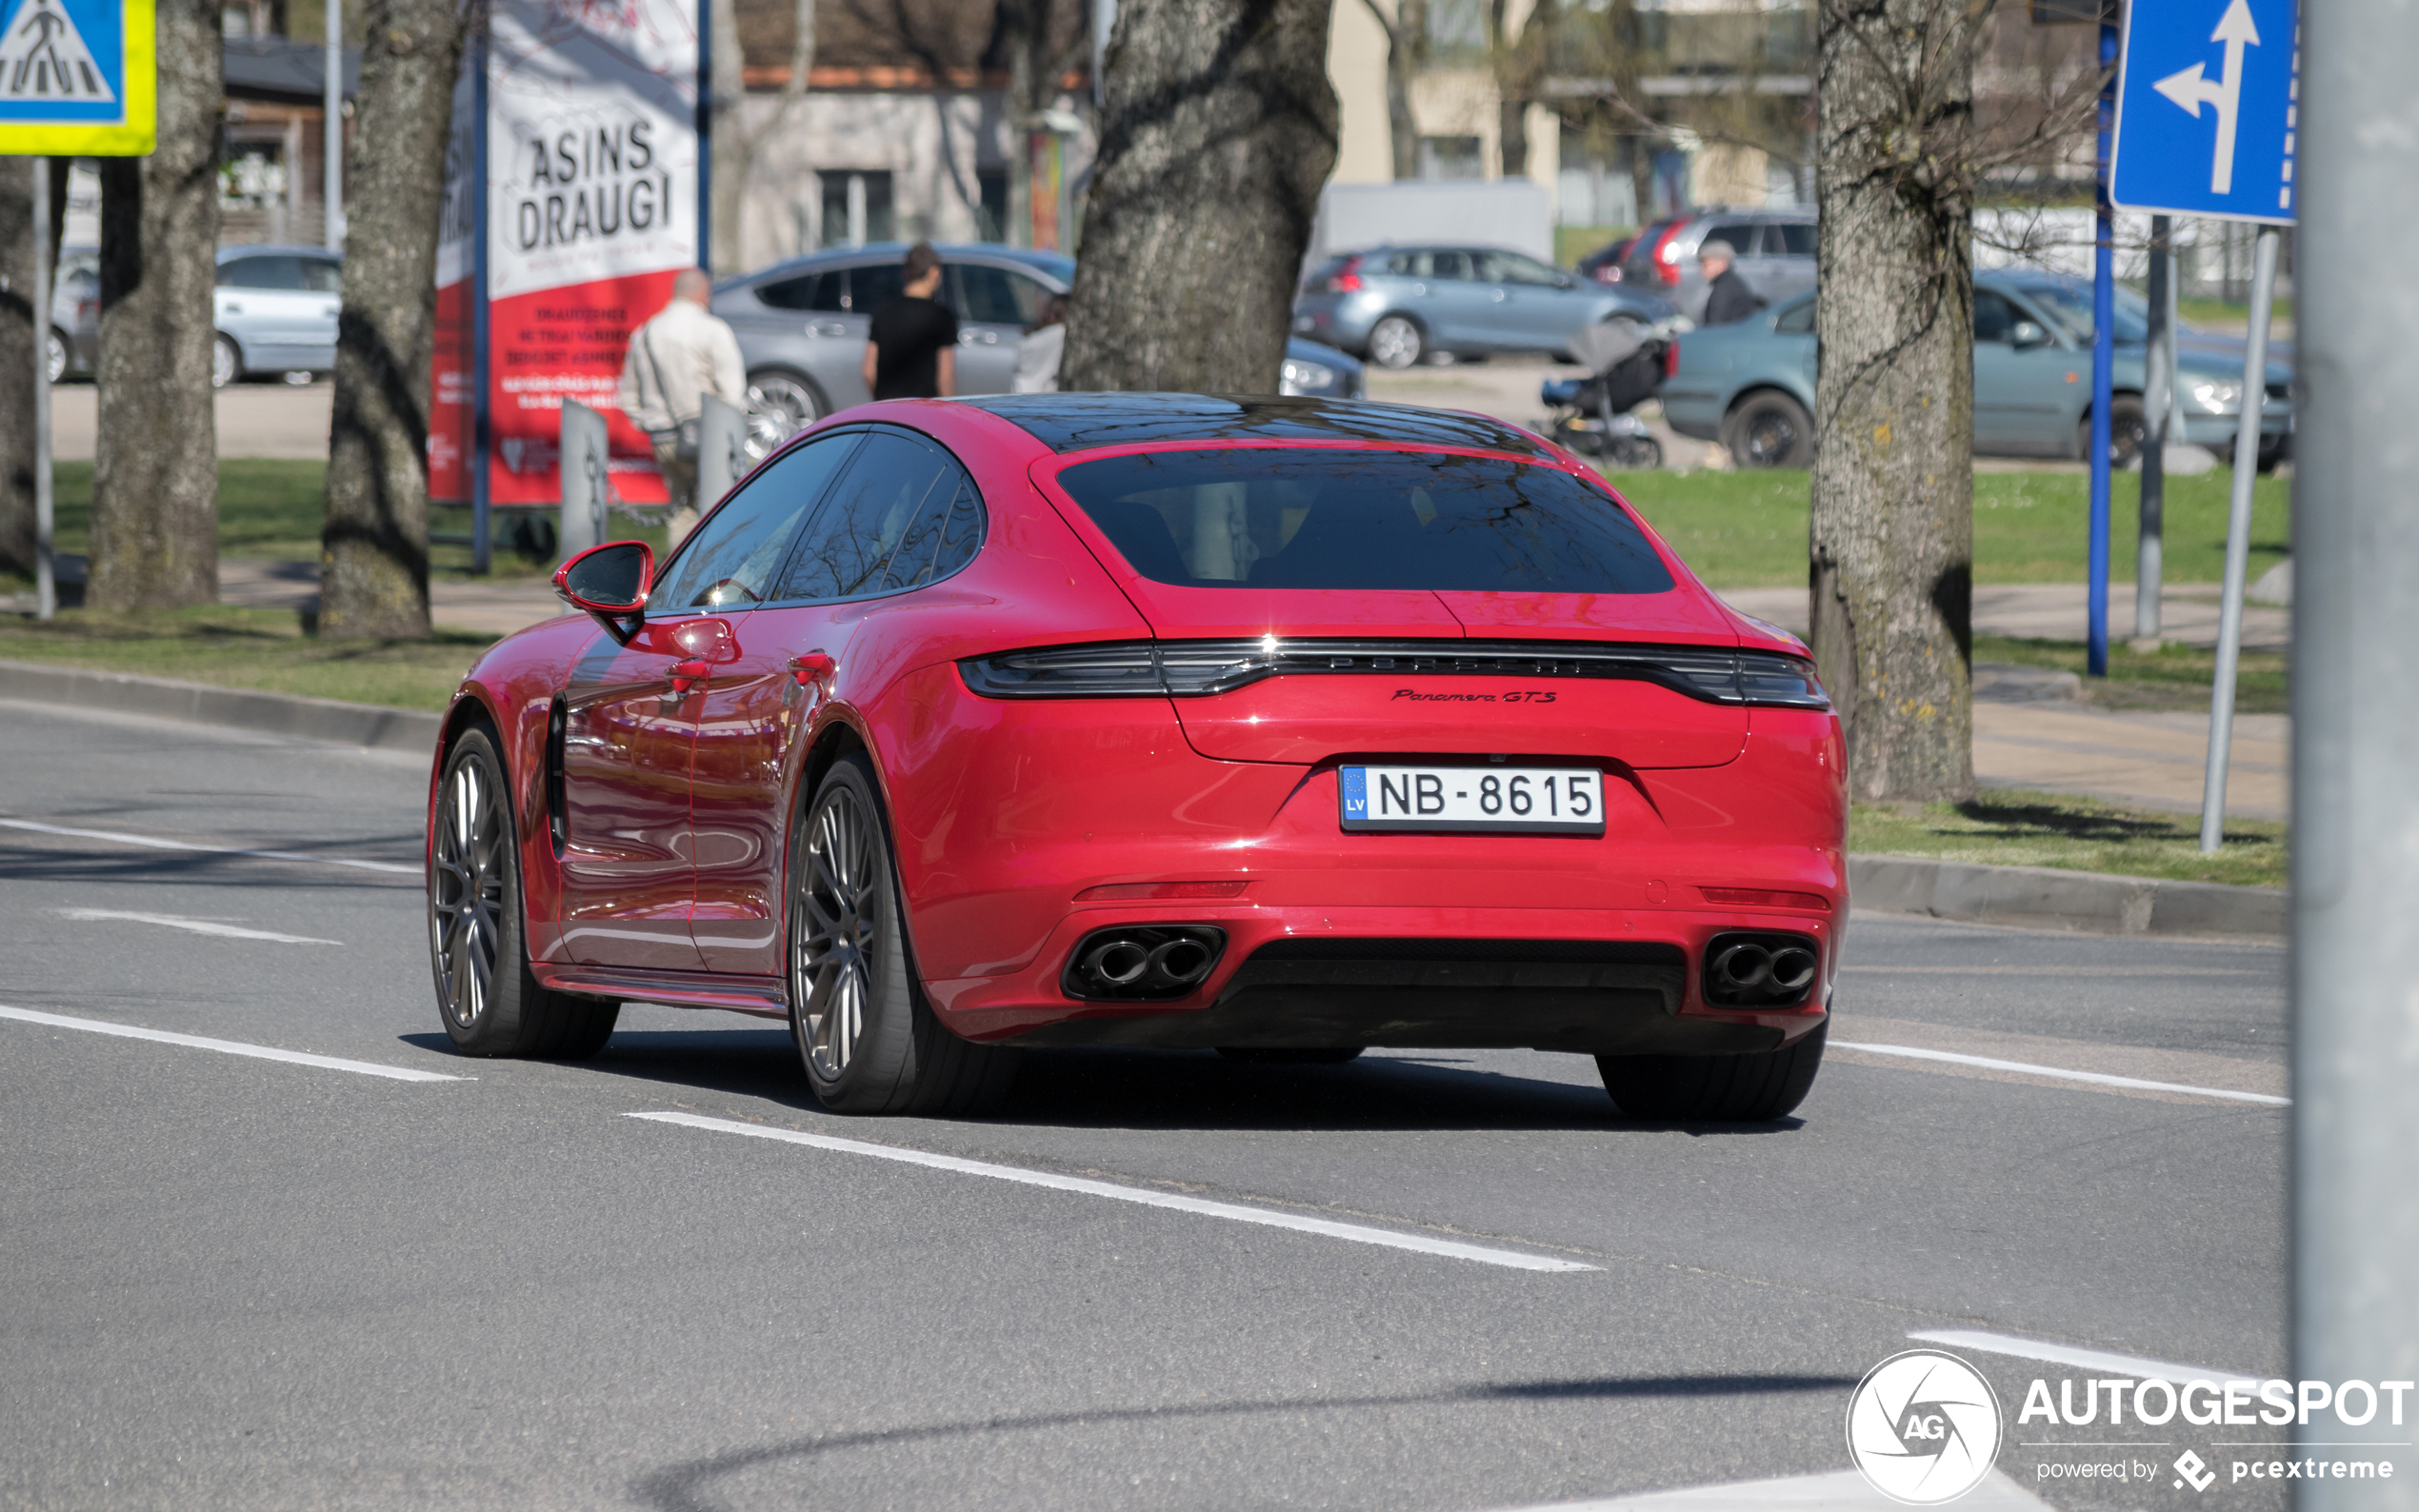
[1059,0,1338,394]
[1807,0,1978,803]
[1358,0,1420,179]
[1488,0,1547,179]
[710,0,746,272]
[1001,0,1050,241]
[1,158,37,579]
[317,0,466,638]
[91,2,222,612]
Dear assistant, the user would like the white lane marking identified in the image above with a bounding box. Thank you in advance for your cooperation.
[630,1110,1597,1273]
[1832,1040,2289,1105]
[56,907,340,945]
[1909,1327,2256,1386]
[0,817,419,875]
[0,1004,467,1083]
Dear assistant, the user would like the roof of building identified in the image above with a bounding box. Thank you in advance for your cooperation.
[223,36,359,102]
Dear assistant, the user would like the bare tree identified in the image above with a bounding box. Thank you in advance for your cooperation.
[712,0,814,269]
[1058,0,1338,394]
[90,0,222,611]
[1358,0,1429,179]
[1486,0,1551,177]
[1808,0,2097,801]
[317,0,469,638]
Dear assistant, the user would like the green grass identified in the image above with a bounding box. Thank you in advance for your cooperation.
[0,604,493,711]
[1850,787,2286,889]
[2177,295,2293,331]
[1977,632,2289,715]
[1613,468,2290,588]
[1556,224,1634,268]
[22,461,669,586]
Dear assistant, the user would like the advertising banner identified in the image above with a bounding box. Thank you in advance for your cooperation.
[431,0,702,507]
[429,58,479,505]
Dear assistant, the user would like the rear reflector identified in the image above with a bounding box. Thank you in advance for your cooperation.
[1076,881,1253,901]
[1699,886,1831,912]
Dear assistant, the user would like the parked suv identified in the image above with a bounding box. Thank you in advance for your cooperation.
[1601,209,1817,322]
[715,243,1367,457]
[1292,245,1673,368]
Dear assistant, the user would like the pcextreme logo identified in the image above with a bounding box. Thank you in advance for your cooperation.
[1847,1350,2006,1504]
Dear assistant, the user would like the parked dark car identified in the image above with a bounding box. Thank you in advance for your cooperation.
[1660,269,2293,468]
[714,243,1366,456]
[1291,245,1673,368]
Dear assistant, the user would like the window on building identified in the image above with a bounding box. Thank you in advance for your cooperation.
[818,170,896,249]
[1417,136,1485,181]
[975,170,1010,243]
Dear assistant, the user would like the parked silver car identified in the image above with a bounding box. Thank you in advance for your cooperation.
[1607,208,1818,323]
[46,247,99,383]
[1290,245,1675,368]
[712,242,1366,455]
[214,245,342,387]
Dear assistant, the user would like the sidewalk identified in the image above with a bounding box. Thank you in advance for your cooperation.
[218,558,562,638]
[1717,583,2289,651]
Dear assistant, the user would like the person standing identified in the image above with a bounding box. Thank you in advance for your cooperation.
[1696,240,1767,327]
[617,268,747,545]
[862,242,958,401]
[1011,294,1070,393]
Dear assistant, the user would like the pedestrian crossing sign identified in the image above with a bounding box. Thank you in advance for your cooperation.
[0,0,152,154]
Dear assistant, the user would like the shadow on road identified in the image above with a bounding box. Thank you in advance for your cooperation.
[399,1026,1805,1137]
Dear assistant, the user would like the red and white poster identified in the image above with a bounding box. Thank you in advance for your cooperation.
[430,0,701,507]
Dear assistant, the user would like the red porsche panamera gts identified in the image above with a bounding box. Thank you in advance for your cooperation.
[426,394,1846,1120]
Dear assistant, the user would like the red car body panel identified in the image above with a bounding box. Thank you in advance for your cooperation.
[431,394,1849,1060]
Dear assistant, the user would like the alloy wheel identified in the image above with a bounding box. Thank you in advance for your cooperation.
[1367,316,1423,370]
[211,336,238,389]
[746,373,822,460]
[46,331,67,385]
[1742,409,1802,468]
[430,755,506,1031]
[794,785,883,1079]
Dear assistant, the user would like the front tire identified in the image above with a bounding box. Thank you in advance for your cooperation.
[790,753,1015,1116]
[1365,314,1427,370]
[1721,389,1814,468]
[1597,1023,1826,1122]
[429,726,619,1059]
[746,368,826,460]
[2084,394,2148,468]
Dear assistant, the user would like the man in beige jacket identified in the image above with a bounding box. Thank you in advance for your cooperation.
[617,269,747,544]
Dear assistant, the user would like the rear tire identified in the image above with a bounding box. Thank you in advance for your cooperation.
[745,368,826,460]
[790,753,1017,1116]
[1721,389,1814,468]
[1597,1023,1826,1122]
[211,333,240,388]
[1216,1047,1365,1064]
[429,726,621,1059]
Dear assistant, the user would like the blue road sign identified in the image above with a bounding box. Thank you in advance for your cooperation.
[2111,0,2300,223]
[0,0,153,154]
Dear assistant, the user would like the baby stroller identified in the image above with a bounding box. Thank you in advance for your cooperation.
[1540,315,1674,468]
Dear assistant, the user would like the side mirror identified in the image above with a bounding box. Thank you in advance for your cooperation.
[553,540,654,641]
[2009,320,2050,348]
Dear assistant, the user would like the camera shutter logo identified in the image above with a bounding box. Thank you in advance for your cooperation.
[1846,1349,2005,1504]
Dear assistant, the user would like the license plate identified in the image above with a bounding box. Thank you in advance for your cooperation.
[1339,766,1606,835]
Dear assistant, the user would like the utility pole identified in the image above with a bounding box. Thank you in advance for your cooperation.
[2293,0,2419,1498]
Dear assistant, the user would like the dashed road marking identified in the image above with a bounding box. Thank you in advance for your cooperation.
[1833,1040,2289,1105]
[0,1004,467,1082]
[1,817,419,875]
[57,907,340,945]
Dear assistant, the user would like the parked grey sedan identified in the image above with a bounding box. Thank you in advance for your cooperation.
[1290,246,1675,369]
[714,243,1367,456]
[1660,269,2292,468]
[213,245,342,387]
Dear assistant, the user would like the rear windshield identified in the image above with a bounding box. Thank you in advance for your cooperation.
[1057,448,1675,594]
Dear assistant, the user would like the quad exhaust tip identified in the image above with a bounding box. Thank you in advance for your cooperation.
[1703,931,1821,1007]
[1065,925,1228,1002]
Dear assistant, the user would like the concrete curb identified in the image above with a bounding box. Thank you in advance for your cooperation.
[1849,854,2284,940]
[0,658,443,755]
[4,657,2285,939]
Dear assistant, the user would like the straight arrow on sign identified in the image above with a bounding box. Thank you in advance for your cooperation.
[2151,0,2261,192]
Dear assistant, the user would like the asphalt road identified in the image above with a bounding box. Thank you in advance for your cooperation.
[0,702,2297,1512]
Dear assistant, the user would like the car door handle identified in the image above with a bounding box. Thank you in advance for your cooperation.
[807,321,847,337]
[225,302,244,313]
[669,659,712,693]
[788,651,836,687]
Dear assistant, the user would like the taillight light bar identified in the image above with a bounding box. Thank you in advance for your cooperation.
[1326,255,1364,293]
[960,639,1829,709]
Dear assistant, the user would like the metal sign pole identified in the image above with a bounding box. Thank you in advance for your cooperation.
[325,0,342,249]
[31,157,55,622]
[2088,15,2117,678]
[470,18,492,576]
[2197,224,2277,853]
[2136,214,2171,646]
